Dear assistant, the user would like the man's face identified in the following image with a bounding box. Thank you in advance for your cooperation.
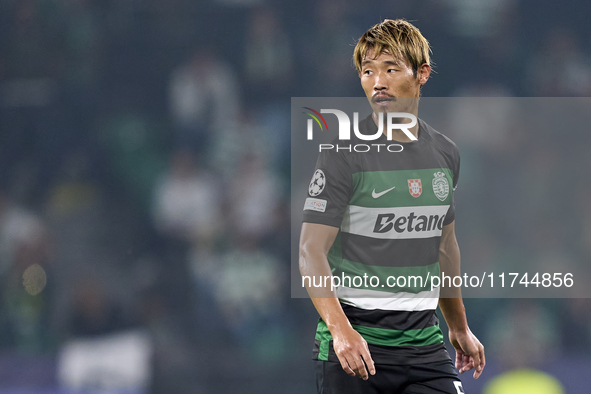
[359,48,429,113]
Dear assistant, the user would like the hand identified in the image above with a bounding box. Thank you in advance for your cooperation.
[449,328,485,379]
[331,325,376,380]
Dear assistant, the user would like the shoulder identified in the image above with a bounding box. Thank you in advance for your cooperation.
[420,119,459,155]
[318,136,355,166]
[419,118,460,162]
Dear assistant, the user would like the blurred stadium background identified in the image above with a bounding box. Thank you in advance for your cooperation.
[1,0,591,393]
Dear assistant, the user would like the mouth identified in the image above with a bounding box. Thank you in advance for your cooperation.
[372,94,396,104]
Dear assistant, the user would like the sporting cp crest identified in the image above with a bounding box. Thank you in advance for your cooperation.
[407,179,422,198]
[432,171,450,201]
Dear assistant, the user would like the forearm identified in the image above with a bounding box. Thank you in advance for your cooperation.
[311,297,353,334]
[438,221,468,331]
[300,244,351,333]
[301,245,375,380]
[439,298,468,332]
[438,222,462,289]
[438,246,467,332]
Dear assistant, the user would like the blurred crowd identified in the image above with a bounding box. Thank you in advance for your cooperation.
[1,0,591,393]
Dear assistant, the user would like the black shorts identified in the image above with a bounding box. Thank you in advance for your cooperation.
[315,359,464,394]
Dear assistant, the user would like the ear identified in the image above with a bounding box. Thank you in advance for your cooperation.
[417,63,431,86]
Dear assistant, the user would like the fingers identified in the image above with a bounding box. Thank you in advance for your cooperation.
[349,355,369,380]
[457,345,486,379]
[473,365,483,379]
[338,357,356,377]
[360,345,376,376]
[459,355,473,374]
[470,348,481,376]
[337,350,368,379]
[337,347,374,380]
[480,344,486,370]
[454,348,464,370]
[334,330,376,380]
[473,345,486,379]
[451,330,486,379]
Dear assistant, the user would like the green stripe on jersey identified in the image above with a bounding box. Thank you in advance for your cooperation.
[350,168,453,208]
[315,319,443,354]
[330,259,440,294]
[315,319,332,361]
[352,324,443,347]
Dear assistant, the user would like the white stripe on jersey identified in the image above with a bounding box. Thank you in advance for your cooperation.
[337,286,440,311]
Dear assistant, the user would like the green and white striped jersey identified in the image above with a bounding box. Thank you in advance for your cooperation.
[303,114,460,365]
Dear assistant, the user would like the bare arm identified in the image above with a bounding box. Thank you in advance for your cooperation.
[438,221,485,379]
[299,222,376,380]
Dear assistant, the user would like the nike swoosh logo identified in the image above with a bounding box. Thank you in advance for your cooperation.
[372,186,396,198]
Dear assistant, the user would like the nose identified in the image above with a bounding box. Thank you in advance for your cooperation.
[374,70,388,91]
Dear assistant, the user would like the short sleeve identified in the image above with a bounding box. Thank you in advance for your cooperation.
[302,148,352,228]
[442,148,460,226]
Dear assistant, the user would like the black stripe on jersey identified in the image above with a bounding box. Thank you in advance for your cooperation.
[313,340,450,366]
[367,342,450,365]
[342,304,439,331]
[341,232,440,267]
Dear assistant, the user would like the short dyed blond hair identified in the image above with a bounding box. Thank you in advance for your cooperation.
[353,19,432,76]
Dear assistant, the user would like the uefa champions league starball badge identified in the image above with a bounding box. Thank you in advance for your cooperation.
[309,169,326,197]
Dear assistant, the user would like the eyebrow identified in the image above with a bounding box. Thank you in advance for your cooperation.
[361,59,401,67]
